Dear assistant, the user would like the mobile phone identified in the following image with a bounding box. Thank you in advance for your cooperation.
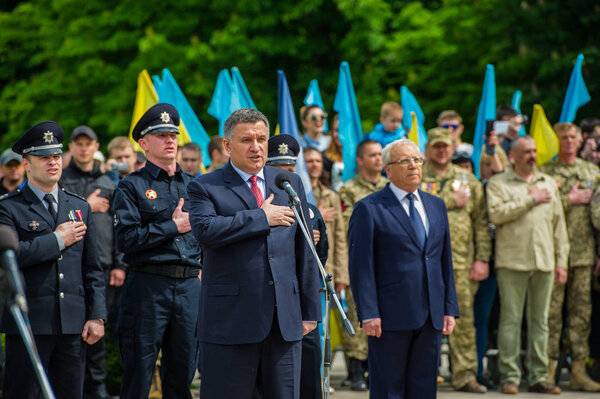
[493,121,510,135]
[114,162,130,172]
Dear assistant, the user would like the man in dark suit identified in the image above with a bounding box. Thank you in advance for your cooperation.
[188,108,321,399]
[348,138,459,399]
[0,121,106,399]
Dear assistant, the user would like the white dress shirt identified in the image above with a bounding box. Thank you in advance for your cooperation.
[388,182,429,235]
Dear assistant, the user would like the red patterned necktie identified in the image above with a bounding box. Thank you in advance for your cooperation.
[248,175,263,207]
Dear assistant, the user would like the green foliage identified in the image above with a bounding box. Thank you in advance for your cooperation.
[0,0,599,149]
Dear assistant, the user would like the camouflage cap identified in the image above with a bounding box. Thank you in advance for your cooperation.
[427,127,452,146]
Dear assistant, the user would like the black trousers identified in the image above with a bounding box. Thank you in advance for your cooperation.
[300,327,322,399]
[4,334,85,399]
[200,314,302,399]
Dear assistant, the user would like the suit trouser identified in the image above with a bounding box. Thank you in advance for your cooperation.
[200,313,302,399]
[4,333,85,399]
[547,265,592,360]
[497,268,554,385]
[448,268,479,389]
[300,327,322,399]
[118,271,200,399]
[368,317,441,399]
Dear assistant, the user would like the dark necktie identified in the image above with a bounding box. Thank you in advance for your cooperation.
[406,193,426,247]
[248,175,263,207]
[44,193,58,223]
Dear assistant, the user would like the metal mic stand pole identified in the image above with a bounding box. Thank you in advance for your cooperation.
[289,199,355,399]
[5,282,55,399]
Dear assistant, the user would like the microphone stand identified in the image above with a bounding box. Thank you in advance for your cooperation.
[4,252,55,399]
[288,198,355,399]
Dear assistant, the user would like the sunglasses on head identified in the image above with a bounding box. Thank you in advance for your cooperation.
[442,123,459,129]
[310,113,328,121]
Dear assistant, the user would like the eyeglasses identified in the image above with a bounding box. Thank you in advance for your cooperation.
[387,157,425,166]
[310,113,328,121]
[442,123,459,129]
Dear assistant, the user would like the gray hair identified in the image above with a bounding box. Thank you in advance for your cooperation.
[223,108,270,141]
[382,139,419,165]
[510,135,534,153]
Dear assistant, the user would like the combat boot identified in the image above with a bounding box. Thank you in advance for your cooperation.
[349,358,368,391]
[570,359,600,392]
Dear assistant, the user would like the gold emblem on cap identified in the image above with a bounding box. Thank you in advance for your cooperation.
[43,131,54,144]
[160,112,170,123]
[278,143,289,155]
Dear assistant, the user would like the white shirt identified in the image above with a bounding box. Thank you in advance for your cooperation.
[230,162,266,201]
[388,182,429,235]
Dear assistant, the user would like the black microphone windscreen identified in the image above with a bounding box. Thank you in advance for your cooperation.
[275,173,292,190]
[0,225,18,252]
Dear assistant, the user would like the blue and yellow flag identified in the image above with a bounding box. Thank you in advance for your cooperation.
[471,65,496,178]
[128,70,158,151]
[401,86,427,152]
[511,90,527,136]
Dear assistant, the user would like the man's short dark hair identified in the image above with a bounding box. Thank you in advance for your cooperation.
[580,117,600,134]
[223,108,270,141]
[182,142,201,154]
[497,105,518,121]
[303,147,322,158]
[208,136,224,160]
[356,140,380,159]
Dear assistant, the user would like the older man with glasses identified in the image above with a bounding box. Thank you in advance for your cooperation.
[349,138,459,399]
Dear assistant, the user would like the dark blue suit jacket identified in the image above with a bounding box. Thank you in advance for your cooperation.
[188,163,321,345]
[0,184,106,335]
[348,185,459,332]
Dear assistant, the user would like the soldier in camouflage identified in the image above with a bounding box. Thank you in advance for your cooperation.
[339,140,387,391]
[542,122,600,392]
[421,128,491,393]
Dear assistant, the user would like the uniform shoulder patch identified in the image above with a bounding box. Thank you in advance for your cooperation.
[0,190,21,201]
[60,187,87,201]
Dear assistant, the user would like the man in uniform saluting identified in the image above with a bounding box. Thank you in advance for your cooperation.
[113,103,202,399]
[0,121,106,399]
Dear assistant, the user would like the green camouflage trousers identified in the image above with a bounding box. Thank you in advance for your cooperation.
[449,268,479,389]
[548,265,593,360]
[344,287,368,360]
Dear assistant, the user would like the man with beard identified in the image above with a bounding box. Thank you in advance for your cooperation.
[487,136,569,394]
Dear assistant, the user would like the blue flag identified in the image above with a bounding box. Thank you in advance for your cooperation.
[559,53,591,123]
[208,69,241,136]
[400,86,428,152]
[277,70,315,205]
[472,64,496,178]
[304,79,328,132]
[511,90,527,136]
[231,67,256,109]
[333,62,363,182]
[152,69,211,167]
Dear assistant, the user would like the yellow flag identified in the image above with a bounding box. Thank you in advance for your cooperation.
[530,104,558,166]
[408,111,419,147]
[128,70,191,151]
[128,70,158,151]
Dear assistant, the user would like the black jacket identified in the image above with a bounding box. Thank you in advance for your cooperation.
[60,162,125,270]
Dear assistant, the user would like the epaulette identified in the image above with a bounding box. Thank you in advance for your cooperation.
[0,189,21,201]
[60,186,86,201]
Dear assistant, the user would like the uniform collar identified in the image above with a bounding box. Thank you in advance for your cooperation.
[144,160,183,180]
[506,166,545,183]
[27,181,59,203]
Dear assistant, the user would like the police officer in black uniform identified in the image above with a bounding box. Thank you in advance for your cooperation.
[266,134,327,399]
[113,103,201,399]
[0,121,106,399]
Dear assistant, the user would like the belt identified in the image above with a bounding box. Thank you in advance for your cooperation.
[131,264,199,279]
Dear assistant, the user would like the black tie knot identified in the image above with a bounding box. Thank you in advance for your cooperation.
[44,193,57,223]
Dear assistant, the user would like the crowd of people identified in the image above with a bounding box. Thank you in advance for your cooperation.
[0,100,599,399]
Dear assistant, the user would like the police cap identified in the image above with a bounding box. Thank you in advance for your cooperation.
[266,134,300,166]
[13,121,64,156]
[131,103,180,142]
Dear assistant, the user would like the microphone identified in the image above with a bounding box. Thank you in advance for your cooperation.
[275,173,300,203]
[0,225,27,312]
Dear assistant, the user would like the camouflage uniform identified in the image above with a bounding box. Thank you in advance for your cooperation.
[339,174,388,361]
[421,162,491,389]
[541,158,599,360]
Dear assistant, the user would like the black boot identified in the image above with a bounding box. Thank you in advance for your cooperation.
[350,358,368,391]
